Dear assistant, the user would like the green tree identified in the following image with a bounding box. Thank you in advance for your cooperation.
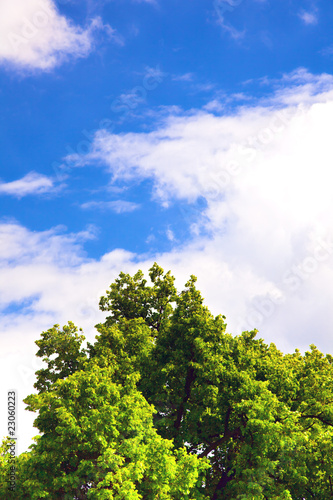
[1,364,208,499]
[2,263,333,499]
[34,322,88,393]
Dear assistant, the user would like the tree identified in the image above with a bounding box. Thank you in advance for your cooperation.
[1,263,333,499]
[15,364,207,499]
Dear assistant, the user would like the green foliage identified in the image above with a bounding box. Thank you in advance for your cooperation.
[34,322,87,393]
[2,263,333,499]
[99,263,177,333]
[19,364,207,499]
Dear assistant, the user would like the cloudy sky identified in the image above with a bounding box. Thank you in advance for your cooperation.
[2,0,333,453]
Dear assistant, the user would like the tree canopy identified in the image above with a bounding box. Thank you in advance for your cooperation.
[2,263,333,499]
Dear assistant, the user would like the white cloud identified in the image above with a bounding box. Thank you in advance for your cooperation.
[172,73,194,82]
[166,228,175,241]
[81,200,140,213]
[0,0,117,71]
[203,99,225,113]
[132,0,157,4]
[213,0,245,39]
[321,45,333,57]
[0,171,55,197]
[299,10,318,25]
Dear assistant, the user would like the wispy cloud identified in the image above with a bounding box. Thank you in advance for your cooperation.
[143,65,166,81]
[132,0,158,4]
[171,72,216,96]
[321,45,333,58]
[118,89,147,108]
[0,172,55,197]
[203,99,225,113]
[166,228,175,241]
[81,200,140,213]
[299,10,318,26]
[0,0,119,71]
[193,82,216,93]
[213,0,245,39]
[172,73,194,82]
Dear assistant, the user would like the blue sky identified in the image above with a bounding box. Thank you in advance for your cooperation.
[1,0,333,255]
[2,0,333,452]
